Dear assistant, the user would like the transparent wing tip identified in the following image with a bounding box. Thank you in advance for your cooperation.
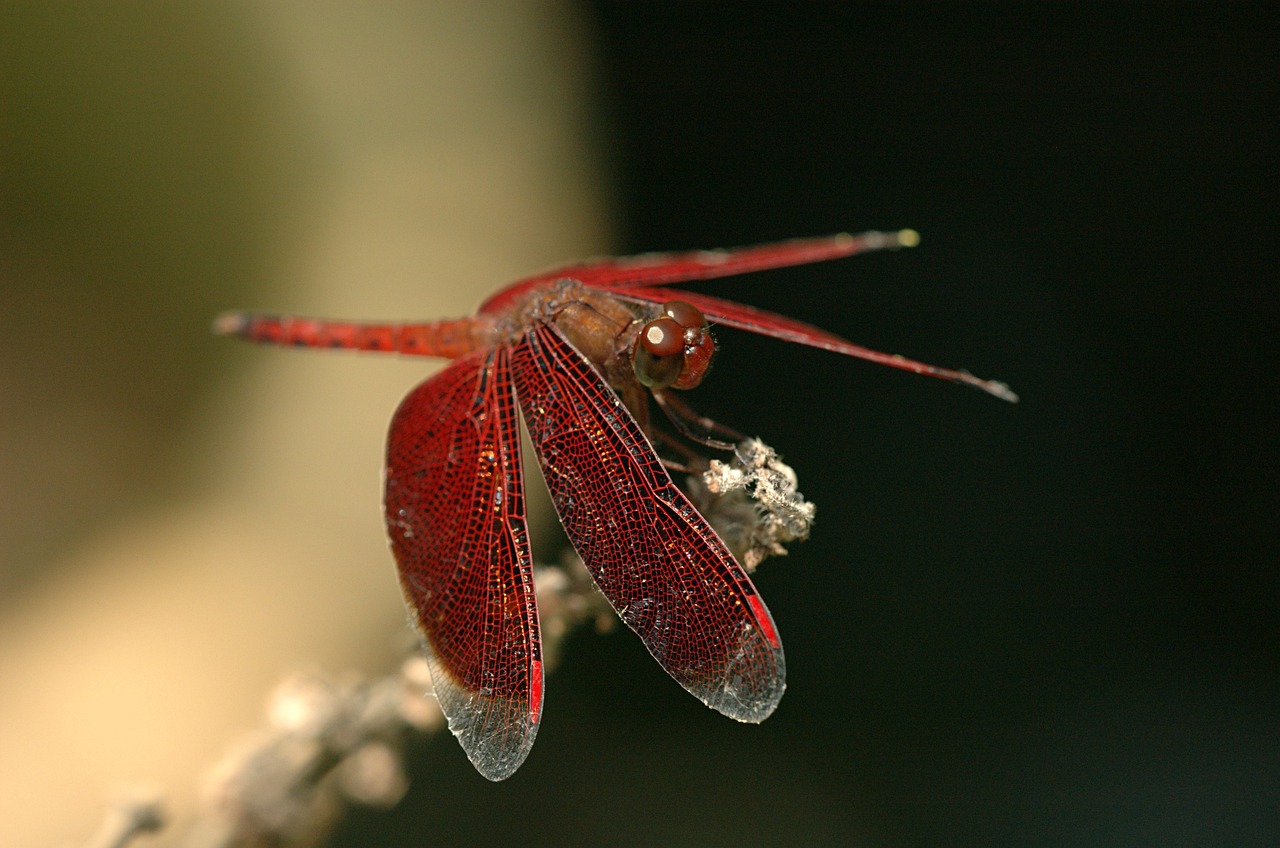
[418,651,541,781]
[702,658,786,724]
[987,380,1020,403]
[845,228,920,252]
[689,628,786,725]
[892,228,921,248]
[964,372,1020,403]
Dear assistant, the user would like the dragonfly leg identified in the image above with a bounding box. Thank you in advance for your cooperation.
[653,390,742,452]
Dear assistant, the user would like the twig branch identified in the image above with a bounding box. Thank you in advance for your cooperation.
[82,789,166,848]
[79,438,802,848]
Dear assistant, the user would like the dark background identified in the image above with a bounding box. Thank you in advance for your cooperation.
[343,3,1277,847]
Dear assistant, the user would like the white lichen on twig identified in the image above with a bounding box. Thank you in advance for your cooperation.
[687,438,816,571]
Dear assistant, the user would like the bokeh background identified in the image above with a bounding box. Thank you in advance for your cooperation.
[2,2,1275,846]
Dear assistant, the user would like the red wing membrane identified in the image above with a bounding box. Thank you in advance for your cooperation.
[490,232,896,296]
[384,350,542,781]
[511,322,785,722]
[609,286,1019,401]
[477,231,909,317]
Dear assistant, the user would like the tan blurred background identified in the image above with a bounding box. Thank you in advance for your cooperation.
[0,2,605,844]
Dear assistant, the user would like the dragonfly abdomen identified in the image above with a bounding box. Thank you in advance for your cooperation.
[213,312,492,359]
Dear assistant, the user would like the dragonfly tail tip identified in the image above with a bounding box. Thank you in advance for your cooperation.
[212,311,249,337]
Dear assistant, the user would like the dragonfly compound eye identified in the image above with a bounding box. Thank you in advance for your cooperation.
[663,300,706,331]
[642,316,685,357]
[632,316,685,388]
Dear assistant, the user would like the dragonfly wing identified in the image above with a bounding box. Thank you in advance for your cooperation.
[609,285,849,347]
[384,349,542,781]
[481,232,900,304]
[611,285,1019,401]
[477,231,906,317]
[511,322,785,722]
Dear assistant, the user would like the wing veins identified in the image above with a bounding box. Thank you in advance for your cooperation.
[384,349,542,780]
[511,322,785,722]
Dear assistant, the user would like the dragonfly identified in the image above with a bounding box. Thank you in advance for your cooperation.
[215,229,1016,781]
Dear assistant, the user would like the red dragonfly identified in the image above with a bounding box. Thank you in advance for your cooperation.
[215,229,1015,780]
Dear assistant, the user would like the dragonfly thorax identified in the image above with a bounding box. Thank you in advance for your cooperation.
[517,283,716,404]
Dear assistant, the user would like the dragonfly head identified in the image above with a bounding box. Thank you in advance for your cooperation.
[632,300,716,391]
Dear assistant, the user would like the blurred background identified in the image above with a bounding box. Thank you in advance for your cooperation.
[1,2,1275,846]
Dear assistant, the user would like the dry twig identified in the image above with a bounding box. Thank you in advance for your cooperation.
[80,439,803,847]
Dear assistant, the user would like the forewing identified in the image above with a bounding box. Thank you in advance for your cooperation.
[384,349,542,781]
[511,322,785,722]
